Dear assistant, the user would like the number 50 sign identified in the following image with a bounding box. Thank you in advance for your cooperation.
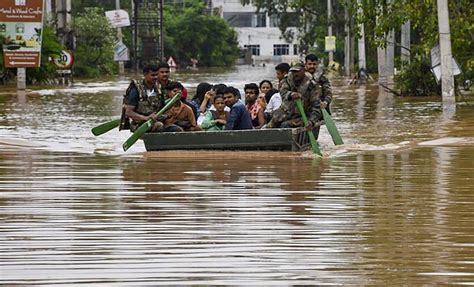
[52,50,74,69]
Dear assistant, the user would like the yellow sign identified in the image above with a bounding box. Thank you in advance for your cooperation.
[325,36,336,52]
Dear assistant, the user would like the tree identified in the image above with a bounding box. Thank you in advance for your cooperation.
[163,1,239,67]
[241,0,349,65]
[73,7,117,77]
[354,0,473,85]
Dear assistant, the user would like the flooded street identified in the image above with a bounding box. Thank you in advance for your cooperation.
[1,66,474,285]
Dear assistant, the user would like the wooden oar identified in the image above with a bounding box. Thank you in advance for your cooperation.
[122,93,181,152]
[322,109,344,145]
[91,98,173,137]
[91,118,121,136]
[295,99,322,156]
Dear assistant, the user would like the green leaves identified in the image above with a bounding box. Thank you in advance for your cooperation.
[163,1,239,67]
[73,7,117,77]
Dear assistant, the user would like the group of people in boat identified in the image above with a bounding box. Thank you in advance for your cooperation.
[120,54,332,139]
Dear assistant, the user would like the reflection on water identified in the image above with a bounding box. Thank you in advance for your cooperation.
[1,146,473,285]
[1,66,474,284]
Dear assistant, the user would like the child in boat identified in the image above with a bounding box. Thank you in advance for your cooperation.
[200,94,229,131]
[161,82,201,132]
[163,99,201,132]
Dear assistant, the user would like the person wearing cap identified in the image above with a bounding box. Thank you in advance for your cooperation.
[304,54,332,112]
[265,61,324,137]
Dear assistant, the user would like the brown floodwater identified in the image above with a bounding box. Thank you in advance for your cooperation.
[1,66,473,285]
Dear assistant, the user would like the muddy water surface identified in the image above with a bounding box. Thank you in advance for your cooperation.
[1,66,473,285]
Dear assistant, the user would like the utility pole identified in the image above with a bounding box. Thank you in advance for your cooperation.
[116,0,125,75]
[56,0,72,48]
[133,0,139,72]
[385,0,394,82]
[436,0,455,102]
[344,5,350,76]
[159,0,164,61]
[327,0,333,63]
[400,21,410,68]
[357,0,366,70]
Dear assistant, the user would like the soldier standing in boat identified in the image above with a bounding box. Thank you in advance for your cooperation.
[265,62,325,138]
[120,63,168,132]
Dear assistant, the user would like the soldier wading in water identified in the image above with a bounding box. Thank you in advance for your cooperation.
[265,61,332,139]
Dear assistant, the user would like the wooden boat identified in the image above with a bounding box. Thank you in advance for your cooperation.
[142,128,312,152]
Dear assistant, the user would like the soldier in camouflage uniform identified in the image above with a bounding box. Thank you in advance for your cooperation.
[121,63,169,132]
[304,53,332,113]
[266,62,326,135]
[266,63,331,141]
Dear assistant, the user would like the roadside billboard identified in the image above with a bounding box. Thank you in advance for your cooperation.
[105,9,130,28]
[0,0,44,68]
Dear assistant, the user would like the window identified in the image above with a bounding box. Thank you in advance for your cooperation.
[224,12,266,28]
[273,44,289,56]
[244,45,260,56]
[254,13,266,28]
[293,44,298,55]
[269,13,300,28]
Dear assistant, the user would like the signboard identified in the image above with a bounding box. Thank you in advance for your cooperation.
[0,0,44,68]
[105,9,130,28]
[325,36,336,52]
[114,40,129,61]
[52,50,74,69]
[167,56,177,68]
[430,45,461,83]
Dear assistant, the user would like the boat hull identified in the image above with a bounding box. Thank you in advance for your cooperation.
[142,128,311,151]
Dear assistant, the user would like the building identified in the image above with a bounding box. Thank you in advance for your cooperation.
[209,0,300,65]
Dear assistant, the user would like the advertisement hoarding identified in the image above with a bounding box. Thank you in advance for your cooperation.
[0,0,44,68]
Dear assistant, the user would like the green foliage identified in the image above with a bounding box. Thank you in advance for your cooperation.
[26,26,63,84]
[242,0,351,64]
[73,7,117,77]
[164,1,240,67]
[394,58,440,97]
[355,0,473,81]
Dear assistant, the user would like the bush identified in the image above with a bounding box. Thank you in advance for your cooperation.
[73,7,117,77]
[394,58,440,96]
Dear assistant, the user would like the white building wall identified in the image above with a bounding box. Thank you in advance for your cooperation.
[211,0,300,64]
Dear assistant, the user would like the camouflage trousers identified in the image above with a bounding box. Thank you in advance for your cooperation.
[266,108,321,139]
[266,107,303,128]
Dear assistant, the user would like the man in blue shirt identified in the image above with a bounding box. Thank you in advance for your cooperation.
[223,86,253,130]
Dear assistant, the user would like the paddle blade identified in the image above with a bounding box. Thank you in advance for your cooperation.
[322,109,344,145]
[91,118,121,136]
[295,99,322,156]
[122,120,152,151]
[122,93,181,152]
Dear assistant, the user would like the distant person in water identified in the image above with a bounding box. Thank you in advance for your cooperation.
[223,86,253,130]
